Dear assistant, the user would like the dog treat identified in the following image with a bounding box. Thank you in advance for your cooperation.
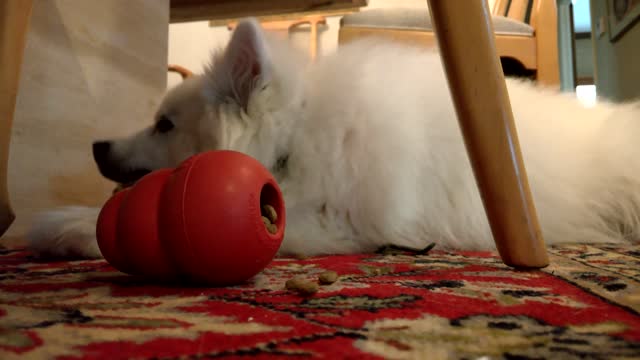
[261,216,277,234]
[261,206,278,234]
[285,277,318,296]
[262,204,278,223]
[318,271,339,285]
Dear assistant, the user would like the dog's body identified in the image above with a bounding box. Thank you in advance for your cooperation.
[28,19,640,259]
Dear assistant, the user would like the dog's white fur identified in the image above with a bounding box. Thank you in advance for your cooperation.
[27,19,640,259]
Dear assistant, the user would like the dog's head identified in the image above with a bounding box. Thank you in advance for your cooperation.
[93,18,306,186]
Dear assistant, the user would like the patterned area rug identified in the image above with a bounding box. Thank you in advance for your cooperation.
[1,244,639,359]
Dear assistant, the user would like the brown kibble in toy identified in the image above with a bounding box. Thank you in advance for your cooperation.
[318,271,339,285]
[261,204,278,234]
[285,277,318,296]
[262,216,278,234]
[262,204,278,223]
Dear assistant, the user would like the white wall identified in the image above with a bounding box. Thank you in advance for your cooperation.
[168,0,499,88]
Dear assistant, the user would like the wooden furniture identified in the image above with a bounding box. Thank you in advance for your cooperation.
[171,0,366,23]
[0,0,34,238]
[339,0,560,87]
[168,64,195,79]
[228,16,327,60]
[427,0,548,268]
[0,0,548,268]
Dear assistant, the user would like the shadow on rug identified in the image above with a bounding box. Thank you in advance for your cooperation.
[0,244,639,359]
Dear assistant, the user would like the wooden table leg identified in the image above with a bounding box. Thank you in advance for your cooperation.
[426,0,549,268]
[0,0,34,237]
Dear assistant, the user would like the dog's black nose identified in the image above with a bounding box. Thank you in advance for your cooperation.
[92,141,111,163]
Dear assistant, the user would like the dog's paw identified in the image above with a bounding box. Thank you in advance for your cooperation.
[26,206,102,259]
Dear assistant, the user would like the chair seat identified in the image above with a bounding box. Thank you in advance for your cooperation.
[340,7,534,37]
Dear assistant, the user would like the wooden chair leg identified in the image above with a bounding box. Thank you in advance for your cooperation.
[534,0,561,87]
[426,0,549,268]
[0,0,34,237]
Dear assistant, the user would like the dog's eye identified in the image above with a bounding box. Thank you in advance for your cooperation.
[155,116,174,134]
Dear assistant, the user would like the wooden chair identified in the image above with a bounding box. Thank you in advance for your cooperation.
[0,0,548,268]
[339,0,560,87]
[228,16,327,61]
[425,0,548,268]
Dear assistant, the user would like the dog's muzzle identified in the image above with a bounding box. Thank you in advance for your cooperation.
[92,141,151,185]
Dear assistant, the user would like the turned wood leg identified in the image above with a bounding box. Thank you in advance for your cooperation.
[426,0,549,268]
[0,0,34,237]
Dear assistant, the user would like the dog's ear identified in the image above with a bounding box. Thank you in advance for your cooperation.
[205,18,271,110]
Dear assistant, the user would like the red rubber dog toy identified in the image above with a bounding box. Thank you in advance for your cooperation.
[96,150,286,286]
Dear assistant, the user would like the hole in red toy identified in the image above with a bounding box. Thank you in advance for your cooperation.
[260,182,283,236]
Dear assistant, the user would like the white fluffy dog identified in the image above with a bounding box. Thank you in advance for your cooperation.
[27,19,640,259]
